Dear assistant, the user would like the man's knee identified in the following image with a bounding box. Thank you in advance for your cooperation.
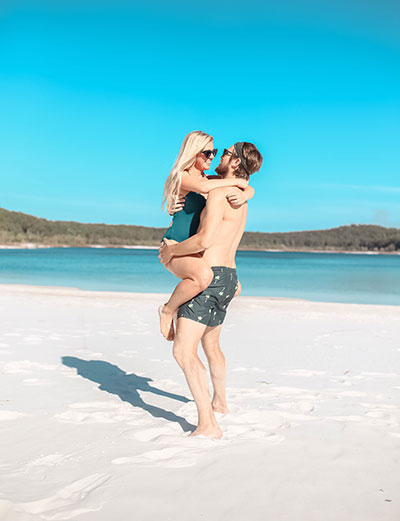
[173,340,197,368]
[173,343,185,368]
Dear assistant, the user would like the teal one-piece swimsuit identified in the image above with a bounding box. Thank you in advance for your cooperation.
[162,192,206,242]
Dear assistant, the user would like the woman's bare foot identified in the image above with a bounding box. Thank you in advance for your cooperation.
[158,304,174,341]
[190,425,223,439]
[212,402,229,414]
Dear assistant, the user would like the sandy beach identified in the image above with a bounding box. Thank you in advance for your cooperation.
[0,284,399,521]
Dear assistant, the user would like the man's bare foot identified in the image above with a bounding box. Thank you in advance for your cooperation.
[158,304,174,341]
[190,425,223,439]
[212,402,229,414]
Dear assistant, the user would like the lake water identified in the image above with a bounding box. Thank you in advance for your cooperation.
[0,248,399,305]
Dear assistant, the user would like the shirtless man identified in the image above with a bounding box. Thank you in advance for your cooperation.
[159,142,263,438]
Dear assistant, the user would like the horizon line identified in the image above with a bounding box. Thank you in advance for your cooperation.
[1,206,399,234]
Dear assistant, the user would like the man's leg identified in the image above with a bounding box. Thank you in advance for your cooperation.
[173,317,222,438]
[201,325,229,414]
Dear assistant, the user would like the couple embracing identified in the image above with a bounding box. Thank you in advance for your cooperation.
[158,130,263,439]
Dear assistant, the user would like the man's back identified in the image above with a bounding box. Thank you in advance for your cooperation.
[198,187,248,268]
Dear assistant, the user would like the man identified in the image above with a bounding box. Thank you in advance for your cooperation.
[159,142,263,438]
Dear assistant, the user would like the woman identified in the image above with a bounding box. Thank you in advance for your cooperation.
[159,130,254,340]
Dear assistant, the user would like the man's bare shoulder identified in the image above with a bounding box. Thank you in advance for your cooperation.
[206,187,231,200]
[207,186,236,199]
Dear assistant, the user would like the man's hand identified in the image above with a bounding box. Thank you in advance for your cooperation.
[158,238,178,265]
[167,196,185,216]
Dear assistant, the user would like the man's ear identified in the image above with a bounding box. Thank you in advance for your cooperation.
[231,157,241,170]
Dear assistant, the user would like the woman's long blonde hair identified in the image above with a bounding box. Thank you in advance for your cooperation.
[162,130,213,212]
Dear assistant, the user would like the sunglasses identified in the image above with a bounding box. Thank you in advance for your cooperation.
[222,148,234,157]
[201,148,218,159]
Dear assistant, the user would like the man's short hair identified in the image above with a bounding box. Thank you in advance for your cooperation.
[231,142,263,180]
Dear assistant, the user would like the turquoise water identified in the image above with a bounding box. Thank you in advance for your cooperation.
[0,248,399,305]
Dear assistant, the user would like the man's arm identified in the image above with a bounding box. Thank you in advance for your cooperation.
[159,189,226,262]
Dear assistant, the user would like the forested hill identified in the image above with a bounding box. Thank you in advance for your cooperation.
[1,207,399,252]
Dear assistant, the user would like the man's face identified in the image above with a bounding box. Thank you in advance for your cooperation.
[215,145,235,177]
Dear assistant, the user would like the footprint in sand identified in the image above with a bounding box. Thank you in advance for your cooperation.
[232,366,265,373]
[20,335,43,345]
[55,401,150,426]
[280,369,326,377]
[271,386,321,400]
[0,410,29,421]
[360,402,397,410]
[228,428,285,443]
[364,410,398,425]
[2,360,58,374]
[332,415,368,423]
[130,426,180,442]
[360,371,399,378]
[117,350,139,358]
[68,402,118,409]
[276,401,315,414]
[219,408,289,443]
[27,453,79,467]
[9,473,111,518]
[0,344,10,353]
[222,423,286,443]
[23,378,53,386]
[113,447,198,468]
[336,391,367,398]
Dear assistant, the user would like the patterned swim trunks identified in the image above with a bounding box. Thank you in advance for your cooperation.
[177,266,238,327]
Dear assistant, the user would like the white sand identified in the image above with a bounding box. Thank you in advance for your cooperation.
[0,284,399,521]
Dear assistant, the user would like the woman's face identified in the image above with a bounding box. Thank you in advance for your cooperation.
[194,140,216,171]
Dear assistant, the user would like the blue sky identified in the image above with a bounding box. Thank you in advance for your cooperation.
[1,0,399,232]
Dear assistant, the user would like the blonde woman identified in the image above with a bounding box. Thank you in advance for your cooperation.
[159,130,254,340]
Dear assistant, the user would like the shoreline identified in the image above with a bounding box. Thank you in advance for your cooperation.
[0,283,398,309]
[0,243,399,255]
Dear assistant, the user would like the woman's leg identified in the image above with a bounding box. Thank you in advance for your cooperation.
[234,280,242,297]
[165,255,213,312]
[159,255,213,340]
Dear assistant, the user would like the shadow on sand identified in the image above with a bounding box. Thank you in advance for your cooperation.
[62,356,195,433]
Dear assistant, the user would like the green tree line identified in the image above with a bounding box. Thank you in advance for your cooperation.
[1,207,399,252]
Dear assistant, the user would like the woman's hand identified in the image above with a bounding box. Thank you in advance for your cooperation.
[167,196,185,216]
[226,188,248,208]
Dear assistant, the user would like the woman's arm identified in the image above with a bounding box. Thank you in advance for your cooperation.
[180,171,248,194]
[207,174,254,201]
[207,175,254,202]
[244,185,255,201]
